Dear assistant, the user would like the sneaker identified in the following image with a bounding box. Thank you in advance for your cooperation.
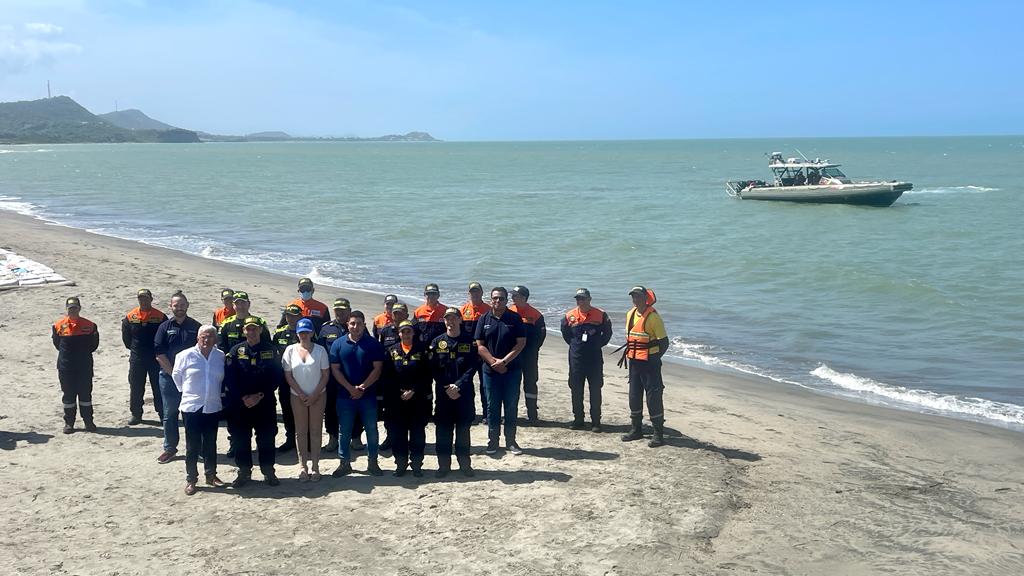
[506,442,524,456]
[485,441,498,455]
[332,461,352,478]
[231,473,251,488]
[156,450,176,464]
[569,420,586,430]
[62,424,74,434]
[264,472,281,486]
[184,482,197,496]
[128,416,143,426]
[205,475,227,488]
[366,460,383,477]
[84,421,97,433]
[277,439,295,453]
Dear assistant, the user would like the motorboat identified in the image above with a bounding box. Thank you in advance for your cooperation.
[726,152,912,207]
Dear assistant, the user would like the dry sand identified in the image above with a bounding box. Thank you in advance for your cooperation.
[1,211,1022,576]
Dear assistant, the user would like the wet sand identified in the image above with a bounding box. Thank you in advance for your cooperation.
[1,211,1022,575]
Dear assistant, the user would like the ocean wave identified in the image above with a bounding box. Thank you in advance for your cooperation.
[664,336,806,388]
[811,364,1024,427]
[0,195,40,217]
[907,185,1000,194]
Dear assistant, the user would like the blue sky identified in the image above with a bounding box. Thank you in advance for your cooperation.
[1,0,1020,140]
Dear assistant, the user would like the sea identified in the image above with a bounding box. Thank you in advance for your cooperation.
[2,137,1022,431]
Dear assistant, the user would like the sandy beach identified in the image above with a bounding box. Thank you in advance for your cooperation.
[1,210,1022,576]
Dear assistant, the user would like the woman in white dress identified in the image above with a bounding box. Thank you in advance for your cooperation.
[281,318,330,481]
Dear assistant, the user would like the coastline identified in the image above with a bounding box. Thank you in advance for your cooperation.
[1,210,1022,574]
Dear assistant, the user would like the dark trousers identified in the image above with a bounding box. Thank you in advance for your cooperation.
[628,357,665,424]
[277,379,295,439]
[58,369,93,426]
[128,354,163,419]
[183,410,220,483]
[568,359,603,423]
[485,367,522,444]
[435,418,471,470]
[389,415,427,470]
[520,347,540,414]
[324,379,339,438]
[228,401,278,476]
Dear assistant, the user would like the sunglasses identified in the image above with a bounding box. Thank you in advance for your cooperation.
[490,296,507,301]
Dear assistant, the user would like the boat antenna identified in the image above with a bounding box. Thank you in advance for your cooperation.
[795,149,810,162]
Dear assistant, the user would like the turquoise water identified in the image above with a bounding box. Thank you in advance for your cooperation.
[2,138,1023,429]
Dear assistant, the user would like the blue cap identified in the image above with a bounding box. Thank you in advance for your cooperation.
[296,318,314,334]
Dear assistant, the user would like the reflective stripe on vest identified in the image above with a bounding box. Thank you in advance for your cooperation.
[626,307,656,361]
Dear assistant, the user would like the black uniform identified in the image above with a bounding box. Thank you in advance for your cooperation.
[121,307,166,420]
[383,341,433,471]
[224,340,280,477]
[317,319,348,440]
[218,314,272,353]
[429,330,478,471]
[560,306,613,425]
[272,325,299,442]
[52,316,100,427]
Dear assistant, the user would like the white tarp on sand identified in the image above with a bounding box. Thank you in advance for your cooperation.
[0,248,74,290]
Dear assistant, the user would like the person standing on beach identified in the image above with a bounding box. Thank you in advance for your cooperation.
[430,307,479,477]
[218,292,271,353]
[561,288,612,432]
[154,291,202,463]
[224,317,281,488]
[282,318,330,482]
[272,304,302,453]
[51,296,100,434]
[279,277,331,333]
[372,294,399,339]
[213,288,235,328]
[121,288,167,425]
[329,311,385,478]
[383,320,433,477]
[414,283,448,347]
[374,301,413,451]
[509,285,546,424]
[172,325,226,496]
[620,286,670,448]
[460,282,490,424]
[475,287,527,455]
[317,297,351,454]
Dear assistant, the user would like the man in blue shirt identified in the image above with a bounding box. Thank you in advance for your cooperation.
[329,310,385,477]
[153,290,202,464]
[475,286,527,456]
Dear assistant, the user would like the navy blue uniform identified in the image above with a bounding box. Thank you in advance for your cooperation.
[383,341,433,471]
[560,306,613,425]
[224,340,280,477]
[318,320,348,440]
[430,330,478,471]
[272,325,299,441]
[52,316,100,427]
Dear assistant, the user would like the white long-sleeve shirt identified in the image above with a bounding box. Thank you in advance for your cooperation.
[172,345,225,414]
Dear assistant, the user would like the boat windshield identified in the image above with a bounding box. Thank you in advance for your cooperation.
[822,166,847,178]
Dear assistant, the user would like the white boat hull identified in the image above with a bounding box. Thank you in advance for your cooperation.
[727,181,912,207]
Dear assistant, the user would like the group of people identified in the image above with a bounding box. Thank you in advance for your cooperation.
[51,277,670,495]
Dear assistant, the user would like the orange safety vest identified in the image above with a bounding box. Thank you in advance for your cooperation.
[127,306,167,325]
[289,298,329,320]
[415,303,447,323]
[213,306,234,327]
[509,302,543,325]
[460,301,489,321]
[54,316,98,337]
[564,306,605,327]
[626,307,657,361]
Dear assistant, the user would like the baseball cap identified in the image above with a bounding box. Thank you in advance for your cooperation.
[398,320,415,331]
[332,298,351,310]
[511,285,530,298]
[233,291,250,302]
[424,283,440,294]
[468,281,483,292]
[628,286,646,296]
[220,288,234,299]
[242,316,261,327]
[65,296,82,309]
[137,288,153,299]
[384,294,398,305]
[298,277,314,289]
[391,302,408,313]
[443,307,461,318]
[284,303,302,316]
[575,288,591,299]
[296,318,314,333]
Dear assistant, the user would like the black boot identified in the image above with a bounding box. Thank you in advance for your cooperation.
[648,421,665,448]
[621,417,644,442]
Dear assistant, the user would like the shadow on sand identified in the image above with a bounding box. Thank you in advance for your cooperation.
[0,430,54,450]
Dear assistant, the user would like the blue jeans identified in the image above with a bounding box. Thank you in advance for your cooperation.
[158,372,182,452]
[484,367,522,445]
[337,393,378,462]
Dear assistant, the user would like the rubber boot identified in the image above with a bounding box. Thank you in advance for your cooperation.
[621,417,644,442]
[648,421,665,448]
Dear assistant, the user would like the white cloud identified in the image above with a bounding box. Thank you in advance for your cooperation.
[0,23,82,76]
[25,22,65,35]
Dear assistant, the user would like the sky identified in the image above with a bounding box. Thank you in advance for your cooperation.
[1,0,1021,140]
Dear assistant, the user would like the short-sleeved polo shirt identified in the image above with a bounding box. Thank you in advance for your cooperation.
[329,332,385,397]
[474,309,526,374]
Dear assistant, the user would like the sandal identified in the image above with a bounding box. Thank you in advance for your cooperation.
[299,470,309,482]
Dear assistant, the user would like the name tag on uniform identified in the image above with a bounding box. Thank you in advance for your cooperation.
[260,351,274,359]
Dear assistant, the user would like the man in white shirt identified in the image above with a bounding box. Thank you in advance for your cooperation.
[172,325,227,496]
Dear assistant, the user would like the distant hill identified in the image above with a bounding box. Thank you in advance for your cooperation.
[245,131,292,141]
[98,109,177,131]
[199,130,439,142]
[0,96,199,144]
